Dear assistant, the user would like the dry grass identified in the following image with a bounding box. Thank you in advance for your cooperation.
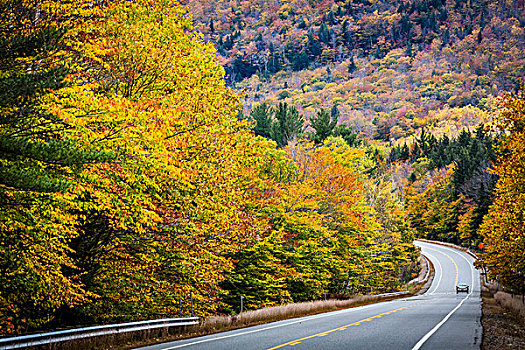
[21,294,415,350]
[200,294,398,333]
[482,290,525,350]
[200,255,431,334]
[119,294,409,350]
[24,258,430,350]
[494,291,525,325]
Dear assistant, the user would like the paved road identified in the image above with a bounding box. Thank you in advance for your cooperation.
[138,241,482,350]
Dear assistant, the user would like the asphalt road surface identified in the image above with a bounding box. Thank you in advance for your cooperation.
[138,241,482,350]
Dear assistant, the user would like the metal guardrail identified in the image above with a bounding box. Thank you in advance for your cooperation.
[371,291,411,298]
[0,317,199,349]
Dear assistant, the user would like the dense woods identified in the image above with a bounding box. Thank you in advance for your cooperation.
[185,0,524,293]
[185,0,524,141]
[184,0,525,303]
[0,0,416,335]
[480,90,525,294]
[0,0,523,337]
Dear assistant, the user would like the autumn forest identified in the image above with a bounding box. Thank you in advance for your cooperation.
[0,0,524,336]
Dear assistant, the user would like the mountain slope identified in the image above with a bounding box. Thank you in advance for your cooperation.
[184,0,525,141]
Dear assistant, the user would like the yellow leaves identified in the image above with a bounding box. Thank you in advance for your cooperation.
[480,88,525,288]
[458,203,477,241]
[276,140,369,241]
[0,190,90,333]
[40,0,272,320]
[2,0,419,330]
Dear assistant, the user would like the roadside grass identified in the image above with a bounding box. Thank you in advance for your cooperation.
[201,294,401,333]
[421,238,525,326]
[122,292,415,350]
[22,255,432,350]
[125,264,433,350]
[493,292,525,325]
[34,257,433,350]
[481,289,525,349]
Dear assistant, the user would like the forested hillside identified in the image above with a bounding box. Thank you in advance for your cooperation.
[185,0,524,141]
[184,0,525,293]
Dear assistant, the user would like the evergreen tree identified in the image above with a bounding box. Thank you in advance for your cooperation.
[343,25,354,48]
[318,22,330,45]
[400,143,410,161]
[333,125,360,147]
[388,145,401,163]
[310,108,337,144]
[0,0,110,199]
[405,42,413,56]
[400,14,411,34]
[442,28,450,45]
[428,12,438,31]
[307,29,322,58]
[326,11,335,25]
[410,142,421,161]
[330,103,340,120]
[223,35,233,50]
[342,19,349,33]
[271,102,304,147]
[439,7,448,21]
[250,102,274,139]
[347,55,356,73]
[374,45,383,59]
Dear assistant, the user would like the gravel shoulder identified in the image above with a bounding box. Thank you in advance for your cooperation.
[482,291,525,350]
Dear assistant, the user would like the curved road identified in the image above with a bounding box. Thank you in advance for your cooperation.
[138,241,482,350]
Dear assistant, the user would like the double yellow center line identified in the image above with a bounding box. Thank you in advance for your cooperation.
[267,306,408,349]
[425,246,459,287]
[269,245,461,349]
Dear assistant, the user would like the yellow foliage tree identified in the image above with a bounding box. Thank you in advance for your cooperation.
[480,89,525,291]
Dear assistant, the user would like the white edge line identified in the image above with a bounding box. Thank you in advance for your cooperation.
[411,291,472,350]
[151,301,394,350]
[423,252,442,295]
[411,242,476,350]
[430,245,476,289]
[438,245,476,292]
[419,243,477,293]
[153,242,476,350]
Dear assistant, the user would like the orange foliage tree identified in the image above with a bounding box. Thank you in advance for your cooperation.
[480,89,525,291]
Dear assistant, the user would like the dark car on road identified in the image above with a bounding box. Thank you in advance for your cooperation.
[456,283,469,293]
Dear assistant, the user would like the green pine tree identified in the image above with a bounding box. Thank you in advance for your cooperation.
[318,22,330,45]
[271,102,304,147]
[347,55,356,73]
[310,108,337,144]
[0,1,111,199]
[333,125,360,147]
[250,102,274,139]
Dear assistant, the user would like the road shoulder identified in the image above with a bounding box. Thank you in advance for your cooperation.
[481,290,525,350]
